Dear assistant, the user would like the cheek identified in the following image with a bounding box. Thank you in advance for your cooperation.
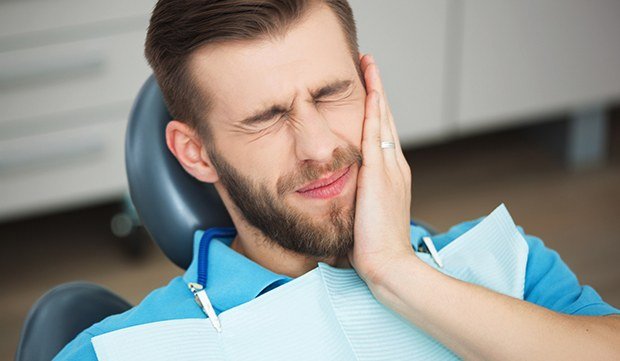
[244,140,292,186]
[323,103,365,145]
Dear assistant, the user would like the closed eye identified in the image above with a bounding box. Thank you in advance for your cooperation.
[317,97,343,102]
[255,112,287,131]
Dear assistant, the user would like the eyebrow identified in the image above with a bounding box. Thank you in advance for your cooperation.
[238,79,353,127]
[310,79,353,99]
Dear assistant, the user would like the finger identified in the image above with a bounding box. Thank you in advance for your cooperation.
[363,55,409,170]
[362,61,388,130]
[363,57,402,172]
[366,57,390,133]
[359,53,375,85]
[361,90,383,168]
[361,56,413,214]
[387,106,410,173]
[363,55,401,150]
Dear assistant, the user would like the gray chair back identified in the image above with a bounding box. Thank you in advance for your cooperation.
[125,75,233,270]
[15,282,131,361]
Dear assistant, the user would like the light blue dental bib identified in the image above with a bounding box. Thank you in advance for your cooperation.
[92,204,528,360]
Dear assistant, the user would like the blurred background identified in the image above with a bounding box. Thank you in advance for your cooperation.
[1,0,619,359]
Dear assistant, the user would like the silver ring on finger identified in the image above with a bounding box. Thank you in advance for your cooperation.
[380,140,396,149]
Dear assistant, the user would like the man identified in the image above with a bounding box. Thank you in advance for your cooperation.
[55,0,620,359]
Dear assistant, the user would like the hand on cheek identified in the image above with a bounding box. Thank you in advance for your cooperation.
[348,53,415,286]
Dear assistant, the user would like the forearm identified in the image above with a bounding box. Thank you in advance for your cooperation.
[368,255,620,361]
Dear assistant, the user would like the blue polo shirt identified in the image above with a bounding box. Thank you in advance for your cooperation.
[54,219,619,360]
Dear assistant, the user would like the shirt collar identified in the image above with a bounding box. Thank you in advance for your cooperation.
[182,223,431,312]
[183,229,292,312]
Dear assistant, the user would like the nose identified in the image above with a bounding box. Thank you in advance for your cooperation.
[292,106,342,165]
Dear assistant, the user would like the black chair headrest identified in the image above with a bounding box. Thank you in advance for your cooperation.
[16,282,132,361]
[125,75,233,270]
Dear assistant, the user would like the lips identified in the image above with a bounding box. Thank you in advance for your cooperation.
[296,166,351,193]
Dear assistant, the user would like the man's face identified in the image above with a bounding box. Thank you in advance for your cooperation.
[190,4,366,258]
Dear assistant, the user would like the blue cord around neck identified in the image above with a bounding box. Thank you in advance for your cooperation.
[197,227,237,288]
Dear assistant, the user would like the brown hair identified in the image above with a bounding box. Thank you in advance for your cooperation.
[144,0,359,140]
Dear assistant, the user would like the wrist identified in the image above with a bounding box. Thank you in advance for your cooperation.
[365,253,436,310]
[365,252,426,294]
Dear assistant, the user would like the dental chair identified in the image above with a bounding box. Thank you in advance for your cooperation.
[15,75,437,361]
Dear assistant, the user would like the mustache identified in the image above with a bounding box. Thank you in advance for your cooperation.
[276,144,362,196]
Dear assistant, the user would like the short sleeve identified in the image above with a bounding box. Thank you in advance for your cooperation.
[520,228,620,316]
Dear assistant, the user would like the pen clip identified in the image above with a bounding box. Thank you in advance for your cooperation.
[188,282,222,332]
[422,236,444,268]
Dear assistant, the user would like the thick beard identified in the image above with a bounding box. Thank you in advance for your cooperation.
[208,144,362,259]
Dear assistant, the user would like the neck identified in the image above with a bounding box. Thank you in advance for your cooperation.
[230,226,351,279]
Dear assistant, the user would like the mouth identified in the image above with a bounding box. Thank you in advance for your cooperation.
[295,165,352,199]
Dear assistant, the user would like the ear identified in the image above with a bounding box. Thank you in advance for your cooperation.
[165,120,219,183]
